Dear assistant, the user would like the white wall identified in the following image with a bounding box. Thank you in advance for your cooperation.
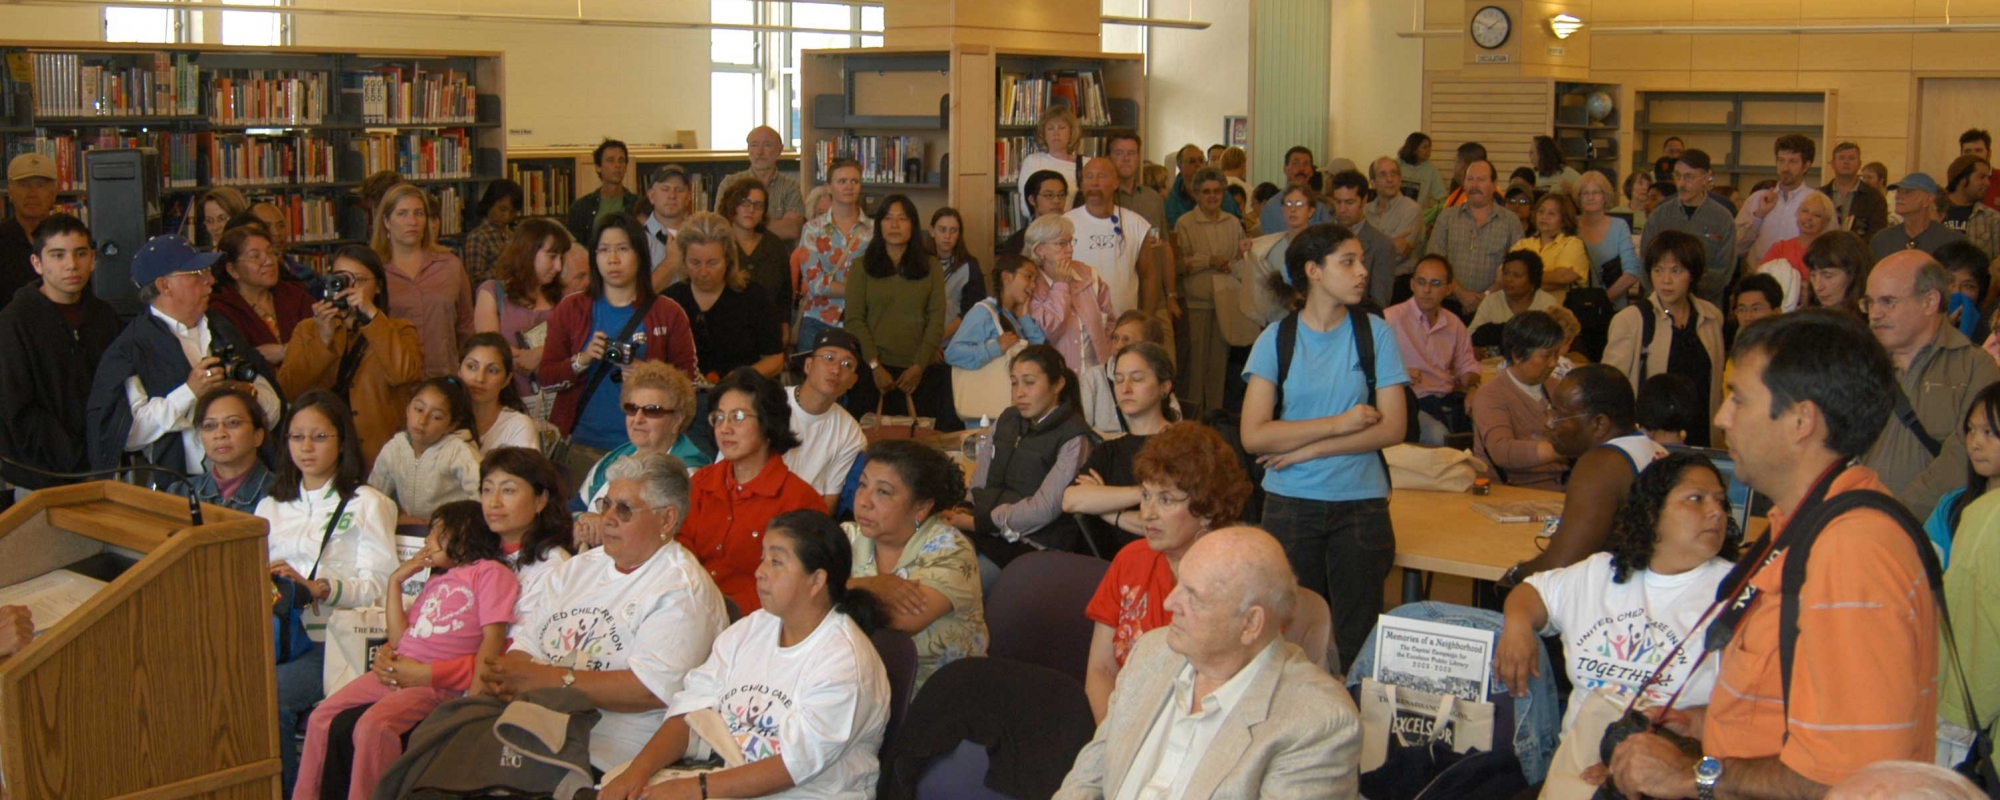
[1143,0,1250,167]
[1327,0,1424,170]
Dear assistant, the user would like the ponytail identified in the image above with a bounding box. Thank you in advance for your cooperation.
[765,510,884,636]
[1011,344,1081,415]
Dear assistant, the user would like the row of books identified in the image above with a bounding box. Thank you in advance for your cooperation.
[813,136,928,185]
[210,134,337,187]
[352,129,474,181]
[29,52,200,118]
[997,69,1114,128]
[349,67,479,125]
[210,71,329,126]
[436,185,464,237]
[266,193,343,243]
[508,163,573,218]
[993,135,1109,184]
[9,129,202,192]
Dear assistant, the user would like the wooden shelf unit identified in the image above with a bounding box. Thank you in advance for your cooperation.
[1553,81,1620,178]
[1634,91,1829,190]
[799,45,1144,262]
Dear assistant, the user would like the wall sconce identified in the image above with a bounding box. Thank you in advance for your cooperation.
[1549,14,1584,39]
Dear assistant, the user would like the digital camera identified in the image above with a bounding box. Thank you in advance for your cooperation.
[209,344,260,383]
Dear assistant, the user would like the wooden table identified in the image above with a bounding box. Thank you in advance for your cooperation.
[1391,483,1559,604]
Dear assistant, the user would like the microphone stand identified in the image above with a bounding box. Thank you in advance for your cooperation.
[0,459,204,527]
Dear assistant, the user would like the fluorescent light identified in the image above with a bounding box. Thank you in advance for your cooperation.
[1550,14,1583,39]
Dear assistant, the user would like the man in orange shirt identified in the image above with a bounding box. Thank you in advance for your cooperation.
[1609,309,1939,798]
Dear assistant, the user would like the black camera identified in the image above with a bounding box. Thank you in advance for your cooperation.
[320,271,353,310]
[604,339,638,366]
[210,344,259,383]
[1593,709,1705,799]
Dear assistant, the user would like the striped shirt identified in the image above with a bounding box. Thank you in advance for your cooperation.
[1426,202,1523,293]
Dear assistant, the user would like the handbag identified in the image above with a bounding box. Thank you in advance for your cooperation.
[322,606,389,695]
[950,302,1026,421]
[861,391,933,443]
[1384,443,1482,492]
[1358,678,1502,800]
[1212,266,1265,347]
[272,492,351,664]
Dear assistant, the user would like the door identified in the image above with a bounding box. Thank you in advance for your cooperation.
[1917,78,2000,175]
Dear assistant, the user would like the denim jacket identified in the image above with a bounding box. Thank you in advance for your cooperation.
[943,298,1046,370]
[182,459,277,514]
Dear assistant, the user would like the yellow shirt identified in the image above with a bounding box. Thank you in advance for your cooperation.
[1510,234,1591,303]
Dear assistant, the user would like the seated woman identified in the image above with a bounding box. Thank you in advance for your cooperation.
[943,344,1099,593]
[278,245,425,468]
[681,367,829,615]
[1081,422,1250,722]
[1509,193,1590,302]
[573,360,709,535]
[257,391,398,792]
[1496,452,1738,736]
[210,224,315,367]
[597,510,890,800]
[458,333,541,453]
[844,440,987,690]
[185,385,275,513]
[1063,342,1179,552]
[944,254,1047,426]
[473,218,570,422]
[1080,310,1183,434]
[1468,249,1559,345]
[1470,311,1569,490]
[480,451,731,773]
[367,376,483,522]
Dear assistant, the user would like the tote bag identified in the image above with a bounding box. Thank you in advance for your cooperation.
[951,302,1027,421]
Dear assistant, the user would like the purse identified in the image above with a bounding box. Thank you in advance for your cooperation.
[862,391,933,443]
[950,301,1026,421]
[272,492,350,664]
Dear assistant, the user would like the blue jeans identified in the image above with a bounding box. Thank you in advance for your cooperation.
[1261,493,1393,676]
[795,316,836,355]
[277,643,327,793]
[1348,601,1560,785]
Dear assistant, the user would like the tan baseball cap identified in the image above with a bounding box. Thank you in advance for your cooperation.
[6,153,56,182]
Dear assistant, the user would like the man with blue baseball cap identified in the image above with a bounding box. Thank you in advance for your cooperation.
[1871,171,1967,261]
[85,234,281,477]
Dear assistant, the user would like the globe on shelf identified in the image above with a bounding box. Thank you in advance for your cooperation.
[1585,91,1614,123]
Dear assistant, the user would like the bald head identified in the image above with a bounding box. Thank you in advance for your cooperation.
[1188,527,1296,632]
[1826,761,1984,800]
[1081,157,1120,210]
[1867,250,1950,355]
[746,126,783,169]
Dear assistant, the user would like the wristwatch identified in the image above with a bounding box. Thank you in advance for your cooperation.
[560,668,577,689]
[1695,756,1723,800]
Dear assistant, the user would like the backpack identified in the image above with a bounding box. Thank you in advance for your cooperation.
[1272,307,1420,463]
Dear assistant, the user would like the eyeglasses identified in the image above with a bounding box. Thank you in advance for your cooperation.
[1545,411,1592,430]
[736,199,767,209]
[1036,191,1067,201]
[1139,488,1191,508]
[199,417,252,433]
[622,403,676,419]
[168,267,214,282]
[287,431,335,444]
[709,408,759,427]
[592,496,663,524]
[814,351,857,372]
[1410,277,1448,289]
[1857,294,1921,314]
[1109,213,1123,239]
[1282,200,1313,209]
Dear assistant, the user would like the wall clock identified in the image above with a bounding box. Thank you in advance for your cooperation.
[1470,5,1512,50]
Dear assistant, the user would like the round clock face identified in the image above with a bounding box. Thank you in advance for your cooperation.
[1471,5,1512,49]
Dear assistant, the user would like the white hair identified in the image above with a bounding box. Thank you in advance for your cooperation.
[1022,215,1075,265]
[1826,761,1984,800]
[603,450,690,520]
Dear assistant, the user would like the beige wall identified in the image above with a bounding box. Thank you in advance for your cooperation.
[1328,0,1424,173]
[1144,0,1251,168]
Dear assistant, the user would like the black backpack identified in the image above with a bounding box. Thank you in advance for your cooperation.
[1271,306,1420,465]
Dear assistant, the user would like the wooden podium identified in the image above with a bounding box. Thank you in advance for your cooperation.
[0,482,276,799]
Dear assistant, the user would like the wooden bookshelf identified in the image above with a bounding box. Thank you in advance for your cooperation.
[503,146,802,224]
[0,41,506,259]
[799,44,1143,262]
[1633,91,1830,190]
[1553,81,1619,180]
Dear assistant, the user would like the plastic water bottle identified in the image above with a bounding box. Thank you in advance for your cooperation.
[962,415,991,461]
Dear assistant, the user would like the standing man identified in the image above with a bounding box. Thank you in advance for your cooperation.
[1428,159,1523,311]
[1367,156,1425,280]
[1860,252,1999,519]
[1607,309,1940,797]
[1820,141,1889,240]
[1734,135,1819,263]
[716,126,804,241]
[1940,155,2000,258]
[1259,146,1331,234]
[1386,255,1481,444]
[1871,173,1965,261]
[0,153,59,300]
[85,236,282,476]
[1325,170,1401,309]
[1960,128,2000,211]
[1066,158,1162,319]
[1660,136,1685,160]
[0,213,121,490]
[1109,133,1174,327]
[566,138,634,242]
[1641,149,1737,308]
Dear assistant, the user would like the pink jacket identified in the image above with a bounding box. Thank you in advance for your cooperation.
[1029,264,1114,371]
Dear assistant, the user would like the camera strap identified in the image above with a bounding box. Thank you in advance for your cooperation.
[573,300,650,418]
[331,330,372,399]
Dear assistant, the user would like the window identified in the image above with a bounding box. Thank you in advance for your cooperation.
[222,0,289,47]
[709,1,882,150]
[1100,0,1149,63]
[105,0,291,45]
[104,7,180,43]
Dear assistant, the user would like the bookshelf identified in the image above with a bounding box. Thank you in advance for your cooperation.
[799,45,1143,262]
[1553,81,1619,181]
[1633,91,1829,190]
[503,147,803,225]
[0,42,506,268]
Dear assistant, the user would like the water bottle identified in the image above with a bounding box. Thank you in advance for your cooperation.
[962,415,991,461]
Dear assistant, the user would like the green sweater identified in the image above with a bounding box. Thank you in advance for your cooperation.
[844,252,947,368]
[1942,489,2000,731]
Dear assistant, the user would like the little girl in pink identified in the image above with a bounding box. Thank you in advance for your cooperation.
[293,500,519,800]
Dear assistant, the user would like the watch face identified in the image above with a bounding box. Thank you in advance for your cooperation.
[1697,756,1724,781]
[1471,5,1512,49]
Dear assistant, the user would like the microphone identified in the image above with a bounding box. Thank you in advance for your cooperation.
[0,458,204,527]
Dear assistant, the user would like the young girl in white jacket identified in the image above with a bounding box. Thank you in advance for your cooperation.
[259,390,399,793]
[368,376,483,521]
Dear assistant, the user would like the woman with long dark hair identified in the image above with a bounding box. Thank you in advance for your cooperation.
[473,217,570,422]
[460,178,524,286]
[842,194,959,429]
[1397,132,1448,211]
[721,177,796,346]
[931,206,986,344]
[278,244,425,468]
[1064,342,1180,548]
[1530,135,1582,197]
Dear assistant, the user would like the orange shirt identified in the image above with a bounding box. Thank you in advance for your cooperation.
[1702,466,1939,786]
[1085,540,1177,666]
[680,455,826,614]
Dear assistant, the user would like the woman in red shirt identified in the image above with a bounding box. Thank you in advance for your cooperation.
[679,366,825,614]
[1080,422,1251,722]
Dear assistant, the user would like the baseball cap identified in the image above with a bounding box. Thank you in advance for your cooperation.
[1889,172,1941,195]
[809,327,864,364]
[131,235,224,288]
[6,153,56,182]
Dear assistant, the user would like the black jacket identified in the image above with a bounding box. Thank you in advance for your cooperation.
[85,308,274,476]
[565,187,638,244]
[879,657,1096,800]
[1822,179,1891,241]
[971,403,1096,561]
[0,283,122,487]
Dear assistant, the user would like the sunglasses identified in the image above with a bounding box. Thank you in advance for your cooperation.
[592,496,661,524]
[622,403,675,419]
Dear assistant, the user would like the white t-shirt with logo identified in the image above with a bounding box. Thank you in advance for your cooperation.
[1065,205,1153,316]
[783,386,866,497]
[510,540,730,769]
[1523,551,1733,732]
[662,609,890,800]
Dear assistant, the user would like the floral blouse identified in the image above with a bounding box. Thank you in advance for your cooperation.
[844,516,988,690]
[798,212,874,327]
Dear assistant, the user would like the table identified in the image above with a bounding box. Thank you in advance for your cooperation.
[1391,483,1559,604]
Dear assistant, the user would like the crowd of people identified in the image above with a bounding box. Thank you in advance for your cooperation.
[3,112,2000,799]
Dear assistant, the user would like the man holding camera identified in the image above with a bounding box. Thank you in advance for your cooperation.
[87,235,282,476]
[0,213,121,490]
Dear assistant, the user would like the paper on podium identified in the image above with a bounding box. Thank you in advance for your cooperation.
[0,570,108,633]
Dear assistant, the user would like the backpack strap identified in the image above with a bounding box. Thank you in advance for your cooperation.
[1273,312,1299,419]
[1892,387,1945,458]
[1638,298,1658,378]
[1349,310,1395,476]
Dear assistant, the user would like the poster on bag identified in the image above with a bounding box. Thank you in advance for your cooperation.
[1372,615,1493,701]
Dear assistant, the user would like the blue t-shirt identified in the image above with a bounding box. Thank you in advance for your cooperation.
[571,297,643,450]
[1242,310,1409,501]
